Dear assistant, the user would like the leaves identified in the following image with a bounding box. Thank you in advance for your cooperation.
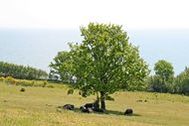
[149,60,174,93]
[0,61,48,80]
[154,60,174,82]
[174,67,189,94]
[51,23,149,95]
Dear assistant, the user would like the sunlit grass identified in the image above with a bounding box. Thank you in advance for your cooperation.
[0,82,189,126]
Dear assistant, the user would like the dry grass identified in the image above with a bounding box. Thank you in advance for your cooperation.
[0,82,189,126]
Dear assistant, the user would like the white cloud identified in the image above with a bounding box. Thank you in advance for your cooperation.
[0,0,189,29]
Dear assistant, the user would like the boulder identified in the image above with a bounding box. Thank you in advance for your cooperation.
[20,88,25,92]
[124,109,133,115]
[58,104,74,110]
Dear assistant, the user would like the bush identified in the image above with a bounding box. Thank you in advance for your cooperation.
[174,67,189,95]
[33,81,48,87]
[5,76,16,85]
[46,84,54,88]
[0,77,5,82]
[67,89,74,95]
[43,81,48,87]
[16,80,34,87]
[3,76,55,88]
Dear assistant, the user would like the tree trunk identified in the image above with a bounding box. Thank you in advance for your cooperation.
[94,92,100,109]
[100,91,106,110]
[96,92,100,101]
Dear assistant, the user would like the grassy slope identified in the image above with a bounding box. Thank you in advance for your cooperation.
[0,82,189,126]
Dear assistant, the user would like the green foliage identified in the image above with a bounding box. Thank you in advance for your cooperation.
[174,67,189,95]
[51,23,149,109]
[5,76,16,85]
[0,61,48,80]
[49,51,73,83]
[67,89,74,95]
[148,75,168,92]
[71,23,149,93]
[154,60,174,82]
[150,60,174,92]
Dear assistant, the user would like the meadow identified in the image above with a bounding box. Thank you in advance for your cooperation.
[0,81,189,126]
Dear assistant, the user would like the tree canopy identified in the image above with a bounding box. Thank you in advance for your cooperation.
[174,67,189,95]
[154,60,174,82]
[0,61,48,80]
[50,23,149,110]
[49,51,73,83]
[149,60,174,92]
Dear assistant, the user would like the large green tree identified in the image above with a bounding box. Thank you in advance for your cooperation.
[51,23,149,110]
[153,60,174,92]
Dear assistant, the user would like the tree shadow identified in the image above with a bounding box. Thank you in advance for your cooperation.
[72,107,141,117]
[104,110,141,117]
[73,107,82,113]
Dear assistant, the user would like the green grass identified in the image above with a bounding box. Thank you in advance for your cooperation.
[1,81,189,126]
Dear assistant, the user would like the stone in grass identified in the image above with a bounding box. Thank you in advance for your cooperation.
[3,100,8,102]
[20,88,25,92]
[57,104,75,110]
[124,109,133,116]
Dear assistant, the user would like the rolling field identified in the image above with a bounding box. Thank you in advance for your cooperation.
[0,82,189,126]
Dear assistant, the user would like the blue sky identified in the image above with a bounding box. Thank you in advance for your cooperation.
[128,29,189,75]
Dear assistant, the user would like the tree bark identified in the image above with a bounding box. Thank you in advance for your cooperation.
[94,92,100,109]
[100,91,106,110]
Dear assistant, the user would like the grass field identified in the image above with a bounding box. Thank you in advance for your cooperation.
[0,82,189,126]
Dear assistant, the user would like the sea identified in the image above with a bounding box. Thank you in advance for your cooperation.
[0,28,189,75]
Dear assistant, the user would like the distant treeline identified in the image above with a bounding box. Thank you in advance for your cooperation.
[0,61,48,80]
[50,51,189,95]
[147,60,189,95]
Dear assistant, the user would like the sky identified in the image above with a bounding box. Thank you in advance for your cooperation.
[0,0,189,75]
[0,0,189,30]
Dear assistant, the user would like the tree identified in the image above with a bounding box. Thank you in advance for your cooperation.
[174,67,189,95]
[0,61,48,80]
[49,51,73,83]
[153,60,174,92]
[52,23,149,110]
